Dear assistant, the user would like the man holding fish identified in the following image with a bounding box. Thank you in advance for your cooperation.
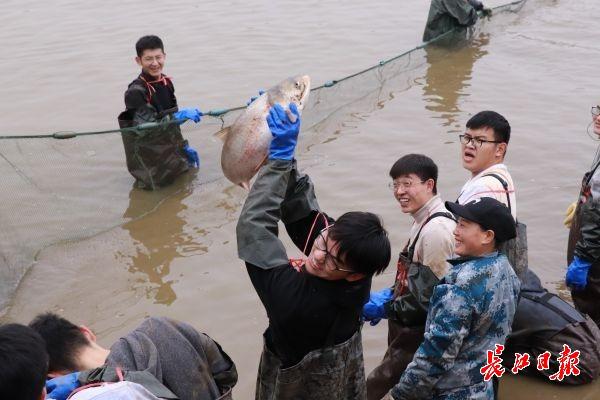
[235,79,391,399]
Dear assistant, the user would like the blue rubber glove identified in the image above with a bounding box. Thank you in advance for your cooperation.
[267,103,301,160]
[566,256,593,291]
[246,89,265,106]
[362,287,393,326]
[184,144,200,168]
[173,108,202,124]
[46,372,81,400]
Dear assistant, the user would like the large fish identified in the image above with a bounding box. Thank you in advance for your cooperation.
[218,75,311,189]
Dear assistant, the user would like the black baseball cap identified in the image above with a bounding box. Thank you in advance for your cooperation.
[445,198,516,242]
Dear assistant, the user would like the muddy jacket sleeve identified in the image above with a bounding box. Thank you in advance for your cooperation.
[575,198,600,262]
[391,284,473,399]
[237,159,293,269]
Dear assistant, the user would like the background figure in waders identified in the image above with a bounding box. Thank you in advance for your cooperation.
[118,35,202,190]
[362,154,456,400]
[457,110,528,280]
[564,102,600,325]
[236,104,391,400]
[423,0,491,42]
[503,269,600,385]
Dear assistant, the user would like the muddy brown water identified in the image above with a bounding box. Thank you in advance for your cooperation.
[1,0,600,398]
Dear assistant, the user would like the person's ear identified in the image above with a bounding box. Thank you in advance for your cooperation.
[345,273,366,282]
[79,326,97,343]
[482,230,495,246]
[495,143,507,159]
[425,178,435,194]
[135,56,142,67]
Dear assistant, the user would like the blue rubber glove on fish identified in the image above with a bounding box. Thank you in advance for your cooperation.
[267,103,301,160]
[566,256,592,291]
[184,144,200,168]
[173,108,202,124]
[247,89,265,106]
[362,287,393,326]
[46,372,81,400]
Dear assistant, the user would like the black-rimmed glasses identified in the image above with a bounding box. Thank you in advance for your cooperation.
[314,228,355,273]
[459,134,502,148]
[591,106,600,117]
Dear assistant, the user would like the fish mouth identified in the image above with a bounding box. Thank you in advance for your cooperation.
[296,75,311,109]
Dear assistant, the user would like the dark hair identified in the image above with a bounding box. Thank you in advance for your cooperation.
[135,35,164,57]
[466,111,511,144]
[389,154,438,194]
[329,212,391,276]
[0,324,48,400]
[29,313,89,373]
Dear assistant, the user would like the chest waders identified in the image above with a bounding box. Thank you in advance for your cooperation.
[567,161,600,325]
[118,82,189,190]
[255,309,366,400]
[366,212,454,400]
[481,173,529,280]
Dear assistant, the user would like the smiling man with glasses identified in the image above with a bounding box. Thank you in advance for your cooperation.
[236,104,391,399]
[364,154,456,400]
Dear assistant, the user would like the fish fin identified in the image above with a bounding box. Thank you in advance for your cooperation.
[214,126,231,142]
[239,181,250,190]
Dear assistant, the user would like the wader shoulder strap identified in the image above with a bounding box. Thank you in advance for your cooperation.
[583,156,600,187]
[407,211,456,261]
[483,173,512,213]
[520,291,580,324]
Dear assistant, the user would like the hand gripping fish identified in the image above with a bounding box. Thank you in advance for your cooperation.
[217,75,311,189]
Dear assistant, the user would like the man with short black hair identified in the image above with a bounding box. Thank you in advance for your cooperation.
[384,197,520,399]
[118,35,202,190]
[237,104,391,399]
[457,110,528,279]
[30,314,237,400]
[363,154,455,400]
[0,323,49,400]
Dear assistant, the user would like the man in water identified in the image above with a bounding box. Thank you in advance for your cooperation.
[236,104,391,399]
[423,0,491,42]
[118,35,202,190]
[564,101,600,325]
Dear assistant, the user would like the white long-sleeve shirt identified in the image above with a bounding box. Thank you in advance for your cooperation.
[457,163,517,220]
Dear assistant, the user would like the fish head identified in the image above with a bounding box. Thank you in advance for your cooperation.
[267,75,311,111]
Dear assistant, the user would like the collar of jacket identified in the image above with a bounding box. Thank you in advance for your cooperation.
[447,251,499,266]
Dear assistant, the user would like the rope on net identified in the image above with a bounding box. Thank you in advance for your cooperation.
[0,0,525,141]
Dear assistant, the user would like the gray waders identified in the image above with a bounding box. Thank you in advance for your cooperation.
[118,108,189,190]
[568,165,600,325]
[255,326,366,400]
[484,173,529,281]
[367,213,453,400]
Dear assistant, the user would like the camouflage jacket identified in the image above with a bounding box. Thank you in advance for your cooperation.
[390,252,520,399]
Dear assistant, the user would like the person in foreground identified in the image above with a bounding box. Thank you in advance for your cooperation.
[0,323,48,400]
[364,154,456,400]
[236,103,391,399]
[30,313,237,400]
[383,197,520,400]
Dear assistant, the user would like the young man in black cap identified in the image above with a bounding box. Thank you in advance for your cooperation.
[384,197,520,400]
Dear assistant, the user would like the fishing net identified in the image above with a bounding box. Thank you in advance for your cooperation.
[0,0,526,315]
